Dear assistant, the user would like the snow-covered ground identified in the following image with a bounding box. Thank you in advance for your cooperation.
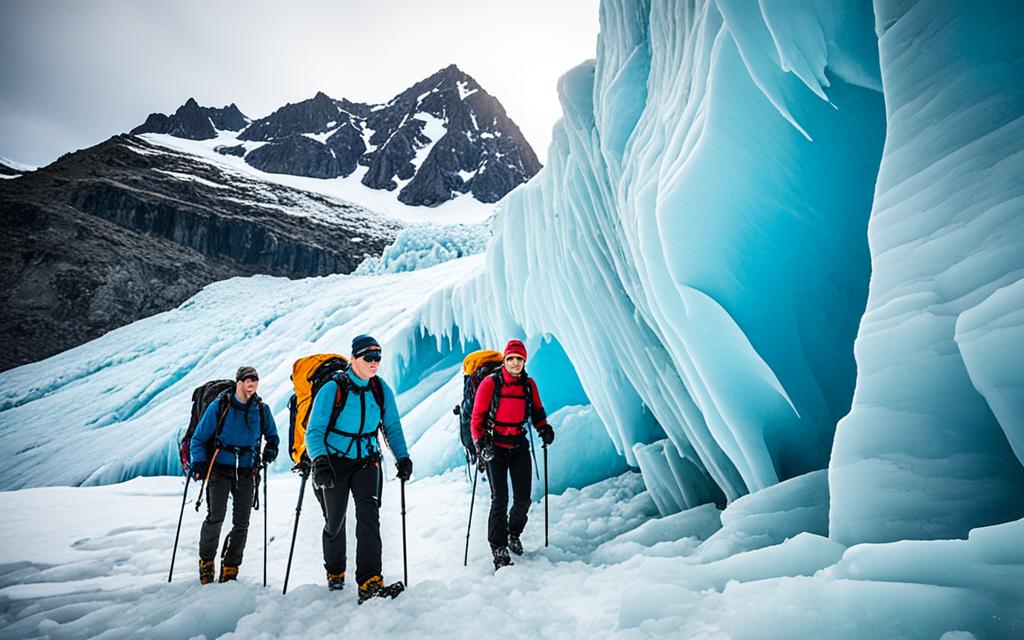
[140,132,498,226]
[2,470,1020,639]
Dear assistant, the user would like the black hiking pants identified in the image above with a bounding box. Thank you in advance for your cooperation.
[486,444,532,548]
[314,455,384,586]
[199,466,255,566]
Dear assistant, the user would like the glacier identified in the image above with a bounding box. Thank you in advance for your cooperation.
[1,0,1023,636]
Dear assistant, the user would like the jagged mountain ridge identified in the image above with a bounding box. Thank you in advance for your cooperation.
[134,65,541,206]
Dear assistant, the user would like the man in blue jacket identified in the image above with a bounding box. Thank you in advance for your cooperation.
[190,366,279,584]
[306,334,413,602]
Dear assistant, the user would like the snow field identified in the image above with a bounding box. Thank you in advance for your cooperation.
[2,471,1021,639]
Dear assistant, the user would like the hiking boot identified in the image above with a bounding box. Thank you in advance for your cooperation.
[199,558,215,585]
[509,534,524,556]
[491,545,513,571]
[358,575,405,604]
[327,570,346,591]
[218,564,239,583]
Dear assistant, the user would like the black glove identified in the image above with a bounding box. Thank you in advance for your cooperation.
[191,460,208,481]
[538,424,555,446]
[312,455,335,490]
[262,444,278,465]
[396,457,413,481]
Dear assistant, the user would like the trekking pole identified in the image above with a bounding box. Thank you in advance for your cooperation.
[168,474,191,582]
[263,463,268,588]
[194,448,220,512]
[401,478,408,586]
[282,464,309,595]
[463,463,479,566]
[543,443,549,547]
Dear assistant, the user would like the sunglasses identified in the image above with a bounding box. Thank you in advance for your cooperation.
[361,353,382,363]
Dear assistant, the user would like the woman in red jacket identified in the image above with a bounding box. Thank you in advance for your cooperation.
[470,339,555,570]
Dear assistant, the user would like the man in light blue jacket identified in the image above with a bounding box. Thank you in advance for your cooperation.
[306,334,412,602]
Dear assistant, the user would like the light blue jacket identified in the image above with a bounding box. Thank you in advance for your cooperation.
[191,393,279,468]
[305,368,409,461]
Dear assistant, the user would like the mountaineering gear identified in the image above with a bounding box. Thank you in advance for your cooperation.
[262,464,268,588]
[304,368,407,463]
[509,534,523,556]
[491,545,513,571]
[312,455,335,490]
[287,353,351,465]
[544,443,550,547]
[358,575,405,604]
[263,444,278,464]
[503,339,527,360]
[400,478,408,587]
[396,457,413,481]
[236,366,259,381]
[538,424,555,446]
[169,475,192,582]
[194,448,221,512]
[327,570,346,591]
[470,367,550,450]
[351,334,381,359]
[475,437,494,466]
[199,558,215,585]
[199,468,255,567]
[219,564,239,582]
[464,463,480,566]
[282,463,310,595]
[456,350,504,459]
[191,393,277,470]
[313,455,385,586]
[191,460,209,481]
[180,379,235,477]
[486,445,532,548]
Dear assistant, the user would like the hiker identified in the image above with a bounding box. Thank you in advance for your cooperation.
[471,339,554,570]
[190,366,279,584]
[305,334,413,602]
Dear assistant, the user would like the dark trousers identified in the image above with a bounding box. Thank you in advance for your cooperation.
[314,456,384,586]
[486,444,532,548]
[199,467,255,566]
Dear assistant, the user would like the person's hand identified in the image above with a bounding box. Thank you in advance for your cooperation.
[312,456,335,490]
[262,444,278,465]
[538,424,554,446]
[191,460,208,481]
[396,457,413,482]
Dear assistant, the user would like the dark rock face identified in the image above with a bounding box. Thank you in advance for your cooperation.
[131,98,250,139]
[0,161,22,177]
[193,65,541,206]
[215,144,247,157]
[0,135,399,371]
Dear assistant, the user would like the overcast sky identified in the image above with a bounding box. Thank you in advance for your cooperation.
[0,0,600,167]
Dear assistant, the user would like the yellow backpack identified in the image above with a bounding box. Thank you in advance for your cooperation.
[287,354,349,465]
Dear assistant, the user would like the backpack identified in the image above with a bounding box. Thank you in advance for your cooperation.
[287,354,386,466]
[179,379,234,475]
[455,350,505,452]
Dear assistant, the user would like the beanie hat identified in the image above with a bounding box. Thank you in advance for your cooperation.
[352,334,382,359]
[236,366,259,381]
[503,339,527,361]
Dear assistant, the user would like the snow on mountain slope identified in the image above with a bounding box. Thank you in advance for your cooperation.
[140,132,498,225]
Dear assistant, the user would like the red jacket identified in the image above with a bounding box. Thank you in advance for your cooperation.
[470,368,549,448]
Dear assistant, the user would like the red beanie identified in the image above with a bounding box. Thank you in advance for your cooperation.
[503,339,527,360]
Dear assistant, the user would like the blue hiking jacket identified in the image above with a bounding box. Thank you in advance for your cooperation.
[305,368,408,461]
[190,393,280,468]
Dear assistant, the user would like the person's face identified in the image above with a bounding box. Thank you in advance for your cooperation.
[504,355,525,376]
[351,351,381,380]
[236,376,259,398]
